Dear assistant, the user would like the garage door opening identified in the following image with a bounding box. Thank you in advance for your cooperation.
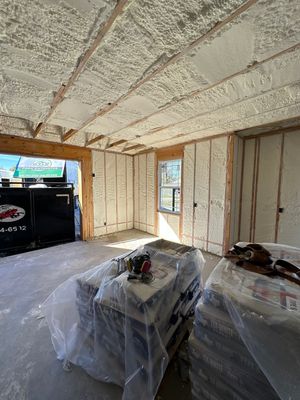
[0,153,81,256]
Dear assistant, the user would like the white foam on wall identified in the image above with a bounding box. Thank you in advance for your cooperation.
[230,135,243,246]
[92,150,106,237]
[236,131,300,248]
[134,156,140,230]
[105,152,117,229]
[138,154,147,228]
[278,131,300,247]
[92,150,133,237]
[126,157,134,229]
[182,144,195,246]
[208,136,227,255]
[159,213,180,242]
[133,153,156,234]
[254,134,281,242]
[239,138,255,242]
[193,140,210,250]
[146,153,155,233]
[182,137,229,255]
[117,154,127,224]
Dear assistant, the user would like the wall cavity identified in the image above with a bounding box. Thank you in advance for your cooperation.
[134,152,155,234]
[237,129,300,248]
[92,150,133,237]
[182,136,229,256]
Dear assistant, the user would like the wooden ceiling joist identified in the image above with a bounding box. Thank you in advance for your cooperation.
[241,123,300,140]
[107,139,127,149]
[34,0,131,139]
[86,134,105,147]
[136,45,300,145]
[73,0,257,135]
[236,115,300,136]
[122,143,145,152]
[151,98,300,148]
[33,122,44,137]
[63,129,78,142]
[106,42,300,141]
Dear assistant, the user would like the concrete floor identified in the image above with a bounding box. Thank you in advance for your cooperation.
[0,229,220,400]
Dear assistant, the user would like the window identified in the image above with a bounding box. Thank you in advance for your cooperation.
[158,159,182,213]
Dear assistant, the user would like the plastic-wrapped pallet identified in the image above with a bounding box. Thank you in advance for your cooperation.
[189,243,300,400]
[43,239,204,400]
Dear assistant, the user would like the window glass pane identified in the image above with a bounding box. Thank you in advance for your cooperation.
[160,188,174,212]
[160,159,181,187]
[159,159,181,213]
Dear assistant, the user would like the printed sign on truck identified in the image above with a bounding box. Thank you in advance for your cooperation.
[0,204,26,222]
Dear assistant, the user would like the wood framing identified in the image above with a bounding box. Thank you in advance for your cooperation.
[64,129,78,142]
[223,134,235,253]
[154,152,158,236]
[149,82,300,148]
[242,123,300,140]
[109,42,300,140]
[72,0,257,137]
[0,134,94,240]
[86,134,105,147]
[122,143,145,152]
[275,133,285,243]
[237,138,246,241]
[251,137,260,242]
[236,127,300,244]
[34,0,131,139]
[156,145,184,161]
[107,139,127,149]
[192,143,197,247]
[155,145,184,239]
[206,140,212,251]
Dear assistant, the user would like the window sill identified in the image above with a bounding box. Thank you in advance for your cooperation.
[158,209,181,216]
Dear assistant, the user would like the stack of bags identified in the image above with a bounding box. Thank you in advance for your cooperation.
[189,243,300,400]
[72,239,204,399]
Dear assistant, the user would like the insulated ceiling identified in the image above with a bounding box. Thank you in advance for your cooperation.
[0,0,300,154]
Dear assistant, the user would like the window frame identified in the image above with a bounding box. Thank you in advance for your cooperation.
[158,158,182,215]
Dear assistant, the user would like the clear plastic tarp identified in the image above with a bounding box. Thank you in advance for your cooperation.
[42,239,204,400]
[190,242,300,400]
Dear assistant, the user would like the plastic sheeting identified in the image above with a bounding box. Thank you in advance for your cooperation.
[189,242,300,400]
[43,239,204,400]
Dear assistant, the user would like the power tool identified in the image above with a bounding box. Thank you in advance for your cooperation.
[127,252,153,283]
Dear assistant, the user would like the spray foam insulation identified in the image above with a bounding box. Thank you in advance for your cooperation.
[176,137,228,255]
[193,140,210,250]
[182,144,195,246]
[0,0,117,122]
[229,135,243,246]
[133,153,155,234]
[207,136,227,255]
[254,134,281,243]
[146,153,155,234]
[236,131,300,248]
[239,138,255,242]
[92,150,133,237]
[1,0,300,149]
[82,0,300,146]
[277,131,300,247]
